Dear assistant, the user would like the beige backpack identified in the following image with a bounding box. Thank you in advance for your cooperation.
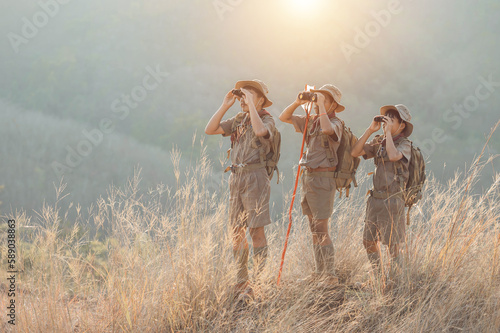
[307,118,360,197]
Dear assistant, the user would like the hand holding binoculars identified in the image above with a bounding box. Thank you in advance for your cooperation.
[298,92,318,103]
[232,89,244,98]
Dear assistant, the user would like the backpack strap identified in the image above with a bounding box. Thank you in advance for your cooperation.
[373,135,386,165]
[394,138,412,192]
[406,203,413,226]
[305,117,315,145]
[250,114,281,184]
[254,135,267,167]
[261,114,281,184]
[230,112,247,133]
[320,117,342,166]
[230,112,248,148]
[322,135,336,165]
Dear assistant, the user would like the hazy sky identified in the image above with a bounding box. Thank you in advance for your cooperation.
[1,0,499,213]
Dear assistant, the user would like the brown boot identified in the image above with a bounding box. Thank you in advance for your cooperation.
[253,246,268,279]
[318,274,339,288]
[234,281,254,302]
[367,252,382,278]
[233,248,249,285]
[384,255,402,294]
[297,272,321,284]
[318,244,339,287]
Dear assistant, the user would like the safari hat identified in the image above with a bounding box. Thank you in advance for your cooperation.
[311,84,345,112]
[380,104,413,137]
[235,79,273,107]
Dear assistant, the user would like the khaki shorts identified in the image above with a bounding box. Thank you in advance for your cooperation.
[363,195,405,245]
[229,168,271,229]
[300,172,336,220]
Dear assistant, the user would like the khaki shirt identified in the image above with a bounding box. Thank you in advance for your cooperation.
[363,135,412,194]
[220,112,275,166]
[291,115,343,169]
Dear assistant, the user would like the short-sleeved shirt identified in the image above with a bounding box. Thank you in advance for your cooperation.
[363,135,412,194]
[220,111,275,166]
[291,115,343,169]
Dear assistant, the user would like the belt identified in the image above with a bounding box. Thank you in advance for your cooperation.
[369,189,403,200]
[303,166,346,178]
[305,166,336,172]
[224,162,266,174]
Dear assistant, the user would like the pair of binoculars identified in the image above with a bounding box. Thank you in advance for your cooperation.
[232,89,244,98]
[374,115,386,123]
[298,92,318,103]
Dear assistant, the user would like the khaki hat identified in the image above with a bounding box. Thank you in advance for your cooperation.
[235,79,273,108]
[311,84,345,113]
[380,104,413,137]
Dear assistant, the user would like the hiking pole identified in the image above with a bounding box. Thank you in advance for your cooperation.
[277,101,313,286]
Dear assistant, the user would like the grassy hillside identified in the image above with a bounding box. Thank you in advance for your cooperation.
[0,135,498,332]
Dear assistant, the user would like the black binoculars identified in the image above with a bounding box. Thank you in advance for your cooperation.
[298,92,318,102]
[374,116,386,122]
[232,89,244,98]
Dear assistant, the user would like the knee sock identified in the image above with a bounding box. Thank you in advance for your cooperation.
[367,252,382,277]
[389,255,403,280]
[233,248,249,284]
[313,245,324,274]
[253,246,268,278]
[320,244,336,276]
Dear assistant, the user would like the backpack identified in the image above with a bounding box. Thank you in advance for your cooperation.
[228,112,281,183]
[398,142,426,225]
[308,118,360,197]
[335,121,361,197]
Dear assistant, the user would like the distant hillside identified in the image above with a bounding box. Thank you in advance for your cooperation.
[0,100,182,216]
[1,99,498,219]
[1,0,499,179]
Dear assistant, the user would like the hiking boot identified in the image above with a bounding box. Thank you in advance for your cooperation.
[233,281,248,293]
[237,284,255,303]
[296,272,321,284]
[234,282,254,303]
[351,281,367,290]
[237,288,254,301]
[317,274,340,288]
[383,279,398,294]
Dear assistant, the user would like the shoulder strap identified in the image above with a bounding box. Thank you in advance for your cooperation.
[373,136,386,165]
[321,117,343,163]
[253,112,273,157]
[255,113,281,183]
[230,112,247,133]
[394,139,412,191]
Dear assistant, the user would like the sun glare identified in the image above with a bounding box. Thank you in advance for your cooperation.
[286,0,326,18]
[291,0,320,11]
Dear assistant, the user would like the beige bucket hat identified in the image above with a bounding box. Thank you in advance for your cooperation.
[380,104,413,137]
[311,84,345,113]
[235,79,273,107]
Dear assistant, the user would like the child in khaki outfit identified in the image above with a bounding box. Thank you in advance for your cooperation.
[205,79,276,298]
[279,84,345,286]
[351,104,413,288]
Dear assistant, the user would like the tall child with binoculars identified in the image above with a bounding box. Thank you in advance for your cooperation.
[279,84,346,286]
[205,79,276,299]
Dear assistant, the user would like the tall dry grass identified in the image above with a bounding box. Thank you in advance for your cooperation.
[1,127,499,332]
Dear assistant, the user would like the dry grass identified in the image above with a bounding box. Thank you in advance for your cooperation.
[1,128,499,332]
